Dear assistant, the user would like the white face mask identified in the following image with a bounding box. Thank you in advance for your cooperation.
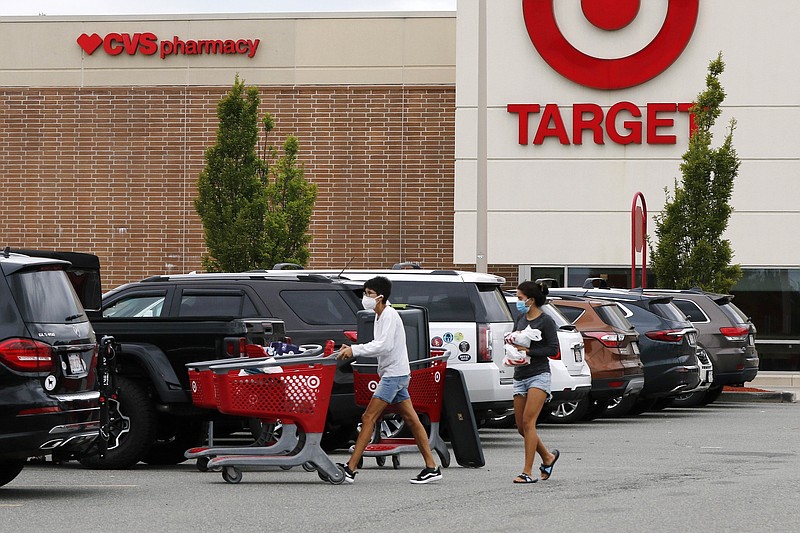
[362,295,379,310]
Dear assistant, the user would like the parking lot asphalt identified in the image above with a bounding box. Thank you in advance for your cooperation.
[720,371,799,404]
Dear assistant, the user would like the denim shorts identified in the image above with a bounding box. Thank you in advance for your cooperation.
[513,372,552,402]
[373,374,411,404]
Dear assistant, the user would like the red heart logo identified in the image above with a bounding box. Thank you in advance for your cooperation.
[77,33,103,55]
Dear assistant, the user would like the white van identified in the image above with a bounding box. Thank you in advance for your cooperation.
[263,269,516,422]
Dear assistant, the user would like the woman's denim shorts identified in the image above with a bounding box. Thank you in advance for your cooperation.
[513,372,552,402]
[373,374,411,404]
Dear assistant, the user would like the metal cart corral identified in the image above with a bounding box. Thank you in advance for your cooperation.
[351,353,451,469]
[200,354,346,484]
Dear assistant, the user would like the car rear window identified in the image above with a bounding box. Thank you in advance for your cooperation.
[594,304,635,331]
[718,301,750,325]
[672,299,709,323]
[555,305,584,323]
[281,290,359,325]
[8,269,86,323]
[475,284,514,322]
[650,301,690,323]
[541,304,571,328]
[389,281,476,322]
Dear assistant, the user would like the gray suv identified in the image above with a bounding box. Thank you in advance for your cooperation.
[644,289,759,406]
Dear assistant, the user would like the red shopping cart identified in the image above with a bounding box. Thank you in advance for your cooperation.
[199,354,346,484]
[351,353,451,469]
[184,345,337,477]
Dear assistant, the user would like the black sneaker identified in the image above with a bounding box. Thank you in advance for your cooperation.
[338,463,357,484]
[410,466,442,484]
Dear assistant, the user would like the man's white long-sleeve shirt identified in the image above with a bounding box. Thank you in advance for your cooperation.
[351,304,410,378]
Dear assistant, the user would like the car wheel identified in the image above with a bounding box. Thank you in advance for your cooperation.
[628,397,658,415]
[79,375,157,469]
[668,390,708,408]
[605,394,639,417]
[321,423,356,452]
[700,384,724,405]
[0,460,25,488]
[357,414,408,442]
[483,409,516,429]
[545,399,590,424]
[141,416,205,466]
[581,399,610,421]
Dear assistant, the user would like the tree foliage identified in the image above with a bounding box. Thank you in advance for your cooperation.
[650,53,742,293]
[195,76,316,272]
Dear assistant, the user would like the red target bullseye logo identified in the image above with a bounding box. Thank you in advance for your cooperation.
[522,0,699,89]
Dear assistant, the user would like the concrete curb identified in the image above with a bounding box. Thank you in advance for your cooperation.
[718,391,797,403]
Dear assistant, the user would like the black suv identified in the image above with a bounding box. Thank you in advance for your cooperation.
[550,288,701,416]
[644,289,759,406]
[1,249,99,487]
[95,272,366,458]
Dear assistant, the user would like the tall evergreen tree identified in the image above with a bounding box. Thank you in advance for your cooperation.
[650,53,742,293]
[195,76,316,272]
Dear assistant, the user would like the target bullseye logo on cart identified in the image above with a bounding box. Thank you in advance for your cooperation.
[306,376,320,390]
[522,0,699,89]
[434,371,441,383]
[368,380,378,392]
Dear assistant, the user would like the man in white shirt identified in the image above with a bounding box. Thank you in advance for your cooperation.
[337,276,442,484]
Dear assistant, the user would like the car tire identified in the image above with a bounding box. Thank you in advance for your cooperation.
[545,399,590,424]
[700,384,724,406]
[581,398,610,421]
[627,397,658,415]
[605,394,639,417]
[79,375,157,469]
[0,460,25,488]
[141,416,205,466]
[667,390,708,408]
[321,423,356,452]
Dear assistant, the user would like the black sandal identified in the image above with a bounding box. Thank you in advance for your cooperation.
[513,473,537,484]
[539,449,560,481]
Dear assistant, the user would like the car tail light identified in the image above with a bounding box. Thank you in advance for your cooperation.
[344,331,358,342]
[225,337,248,356]
[0,338,55,372]
[719,326,749,342]
[245,344,267,358]
[583,331,624,348]
[477,323,493,362]
[17,406,62,415]
[549,348,561,360]
[645,329,685,343]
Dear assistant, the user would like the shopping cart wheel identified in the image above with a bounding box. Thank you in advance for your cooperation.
[302,462,316,472]
[280,465,293,471]
[196,457,210,472]
[317,470,330,483]
[222,466,242,484]
[392,455,400,469]
[376,456,386,467]
[327,464,346,485]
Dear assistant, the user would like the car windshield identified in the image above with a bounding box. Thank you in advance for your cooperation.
[8,268,86,323]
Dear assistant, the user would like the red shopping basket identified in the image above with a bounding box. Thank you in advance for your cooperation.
[213,362,335,434]
[188,366,219,409]
[353,356,447,424]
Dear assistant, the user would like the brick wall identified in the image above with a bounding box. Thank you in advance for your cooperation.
[0,85,508,289]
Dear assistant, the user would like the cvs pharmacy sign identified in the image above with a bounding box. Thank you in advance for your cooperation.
[77,32,260,60]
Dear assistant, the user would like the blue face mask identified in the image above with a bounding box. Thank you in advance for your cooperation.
[516,300,530,313]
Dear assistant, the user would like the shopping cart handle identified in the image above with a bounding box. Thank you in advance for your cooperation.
[209,354,337,374]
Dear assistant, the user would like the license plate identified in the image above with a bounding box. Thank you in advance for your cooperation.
[68,353,86,374]
[572,345,583,363]
[632,343,640,355]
